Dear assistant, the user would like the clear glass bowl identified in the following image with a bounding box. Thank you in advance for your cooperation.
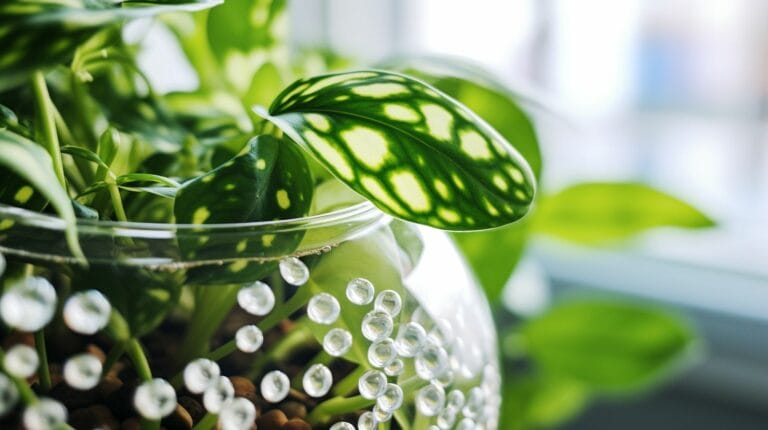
[0,202,500,429]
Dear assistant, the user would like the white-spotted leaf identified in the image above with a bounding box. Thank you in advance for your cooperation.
[261,70,536,230]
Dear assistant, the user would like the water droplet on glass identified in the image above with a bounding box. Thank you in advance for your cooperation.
[203,376,235,413]
[63,289,111,335]
[376,383,403,413]
[416,382,445,417]
[22,398,67,430]
[368,338,396,368]
[415,343,449,380]
[436,405,457,429]
[447,389,465,409]
[330,422,355,430]
[373,404,392,422]
[302,363,332,398]
[4,344,38,379]
[218,397,257,430]
[184,358,221,394]
[63,353,102,390]
[279,257,309,286]
[384,358,404,377]
[323,328,352,357]
[346,278,374,305]
[235,325,264,353]
[0,277,57,332]
[374,290,401,316]
[358,369,387,400]
[237,281,275,316]
[134,378,177,420]
[462,387,485,418]
[456,418,476,430]
[357,411,377,430]
[395,322,426,357]
[361,310,393,342]
[260,370,290,403]
[0,373,19,416]
[307,293,340,325]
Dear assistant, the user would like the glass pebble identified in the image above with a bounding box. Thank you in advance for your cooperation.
[394,322,426,357]
[307,293,340,325]
[237,281,275,316]
[367,338,396,368]
[322,328,352,357]
[456,418,476,430]
[330,422,355,430]
[357,411,377,430]
[384,358,404,377]
[436,405,457,429]
[0,373,18,416]
[358,369,387,400]
[416,382,445,417]
[436,369,454,387]
[260,370,290,403]
[134,379,177,420]
[0,277,57,332]
[63,353,102,390]
[4,344,38,379]
[373,404,392,422]
[428,319,453,346]
[203,376,234,413]
[361,310,393,342]
[235,325,264,353]
[462,386,485,418]
[447,389,465,409]
[279,257,309,286]
[302,363,333,398]
[374,290,402,316]
[63,290,111,335]
[184,358,221,394]
[376,383,403,413]
[23,398,67,430]
[346,278,374,305]
[218,397,256,430]
[415,343,449,380]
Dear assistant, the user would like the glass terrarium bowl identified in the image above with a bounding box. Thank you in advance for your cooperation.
[0,202,500,430]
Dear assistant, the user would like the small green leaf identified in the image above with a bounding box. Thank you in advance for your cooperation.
[0,129,83,260]
[0,0,222,90]
[174,134,313,284]
[535,182,715,244]
[521,300,699,391]
[262,70,536,230]
[501,374,589,430]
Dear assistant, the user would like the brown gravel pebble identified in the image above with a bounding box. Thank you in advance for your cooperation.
[280,401,307,420]
[68,404,120,430]
[178,396,206,423]
[258,409,288,429]
[230,376,256,398]
[50,382,100,410]
[162,404,193,430]
[120,417,141,430]
[85,344,107,363]
[282,418,311,430]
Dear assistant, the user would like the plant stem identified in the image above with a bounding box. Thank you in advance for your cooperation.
[177,284,240,367]
[102,341,127,376]
[106,176,128,222]
[141,419,161,430]
[31,71,66,187]
[191,412,218,430]
[333,366,365,397]
[33,330,51,392]
[245,325,313,379]
[126,339,152,381]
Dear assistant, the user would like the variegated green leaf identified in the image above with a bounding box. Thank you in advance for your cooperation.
[262,70,536,230]
[174,134,313,284]
[0,0,222,91]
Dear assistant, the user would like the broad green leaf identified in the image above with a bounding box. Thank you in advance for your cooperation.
[535,182,715,244]
[262,70,536,230]
[501,374,589,430]
[452,219,530,304]
[0,129,83,260]
[521,300,699,391]
[174,134,313,284]
[0,0,222,91]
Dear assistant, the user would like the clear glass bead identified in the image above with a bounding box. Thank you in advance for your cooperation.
[415,343,449,380]
[367,338,396,368]
[3,344,38,379]
[357,411,377,430]
[384,358,404,377]
[361,310,393,342]
[302,363,333,398]
[330,422,355,430]
[346,278,374,305]
[63,353,102,390]
[279,257,309,286]
[218,397,256,430]
[416,382,445,417]
[358,369,387,400]
[260,370,290,403]
[462,386,485,418]
[322,328,352,357]
[0,373,18,416]
[22,398,67,430]
[183,358,221,394]
[235,325,264,353]
[376,383,403,413]
[63,289,111,335]
[237,281,275,316]
[307,293,340,325]
[203,376,235,413]
[0,277,57,332]
[133,379,177,420]
[374,290,402,316]
[394,321,426,357]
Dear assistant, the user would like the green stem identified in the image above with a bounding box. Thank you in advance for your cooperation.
[333,366,366,397]
[246,326,314,379]
[106,176,128,222]
[126,339,152,381]
[102,341,126,376]
[177,284,240,367]
[31,71,66,187]
[191,412,218,430]
[33,330,51,392]
[141,418,161,430]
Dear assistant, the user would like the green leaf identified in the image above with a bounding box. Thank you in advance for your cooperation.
[501,374,589,430]
[262,70,536,230]
[535,182,715,244]
[0,0,222,91]
[173,134,313,284]
[452,219,530,304]
[0,129,83,260]
[521,300,699,392]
